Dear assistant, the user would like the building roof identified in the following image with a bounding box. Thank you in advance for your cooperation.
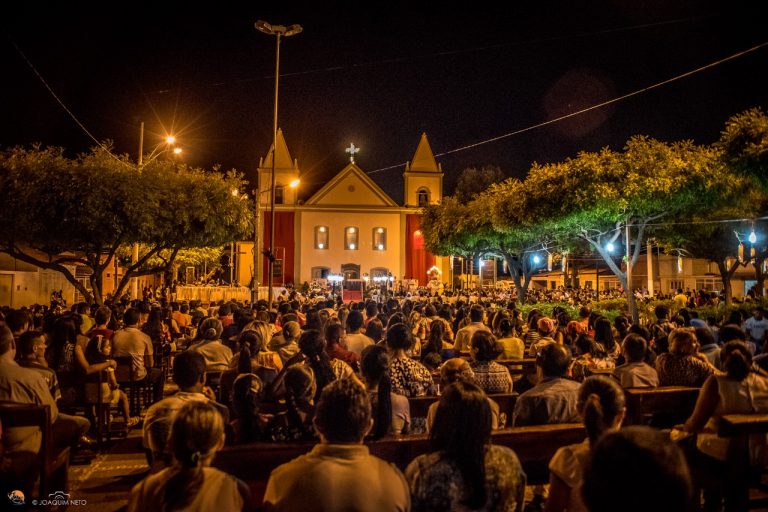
[405,132,441,174]
[305,163,399,207]
[259,128,298,171]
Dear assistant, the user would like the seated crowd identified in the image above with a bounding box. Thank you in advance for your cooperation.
[1,294,768,511]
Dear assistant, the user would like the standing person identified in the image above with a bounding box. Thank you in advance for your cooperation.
[545,376,626,512]
[263,379,411,511]
[406,380,526,511]
[742,307,768,355]
[128,401,249,512]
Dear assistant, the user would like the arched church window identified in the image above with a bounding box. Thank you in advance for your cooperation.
[417,188,430,207]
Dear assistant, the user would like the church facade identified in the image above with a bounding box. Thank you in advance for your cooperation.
[237,130,447,290]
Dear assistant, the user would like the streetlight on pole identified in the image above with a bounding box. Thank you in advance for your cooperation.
[255,19,302,312]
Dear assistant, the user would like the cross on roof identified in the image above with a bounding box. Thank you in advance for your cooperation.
[346,143,360,164]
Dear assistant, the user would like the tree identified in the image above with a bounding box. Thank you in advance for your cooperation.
[518,137,729,322]
[717,107,768,182]
[0,145,252,304]
[454,165,506,203]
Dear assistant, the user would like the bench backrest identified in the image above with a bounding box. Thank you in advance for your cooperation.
[624,386,700,427]
[408,392,518,427]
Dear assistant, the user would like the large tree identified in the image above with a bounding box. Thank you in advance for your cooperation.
[0,145,252,304]
[454,165,506,204]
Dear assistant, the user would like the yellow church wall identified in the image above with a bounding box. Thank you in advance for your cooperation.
[296,209,403,284]
[404,174,442,207]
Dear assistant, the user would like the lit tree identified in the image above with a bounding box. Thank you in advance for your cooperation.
[0,145,252,304]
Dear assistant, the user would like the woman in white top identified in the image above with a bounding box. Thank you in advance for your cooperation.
[128,400,249,511]
[189,318,233,371]
[545,376,626,512]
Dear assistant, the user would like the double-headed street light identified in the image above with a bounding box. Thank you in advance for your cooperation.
[255,19,302,311]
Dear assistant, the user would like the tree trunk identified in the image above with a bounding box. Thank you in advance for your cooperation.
[89,270,104,306]
[754,257,766,298]
[717,260,740,305]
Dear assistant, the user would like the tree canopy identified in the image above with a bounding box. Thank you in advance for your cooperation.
[0,145,253,304]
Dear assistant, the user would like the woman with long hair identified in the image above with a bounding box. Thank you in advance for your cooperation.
[127,401,249,511]
[268,365,317,442]
[593,317,620,359]
[569,334,616,382]
[230,373,266,444]
[405,380,526,510]
[545,376,626,512]
[361,345,410,437]
[298,329,352,399]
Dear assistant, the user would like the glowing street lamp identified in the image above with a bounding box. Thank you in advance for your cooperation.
[256,19,303,311]
[606,243,615,253]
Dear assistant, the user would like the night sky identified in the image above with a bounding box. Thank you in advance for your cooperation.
[2,2,766,203]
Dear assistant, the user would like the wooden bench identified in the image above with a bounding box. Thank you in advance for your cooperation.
[0,401,70,498]
[718,413,768,511]
[624,386,700,428]
[213,423,585,511]
[408,392,518,428]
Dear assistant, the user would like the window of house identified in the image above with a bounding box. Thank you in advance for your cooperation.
[373,227,386,251]
[345,227,358,250]
[315,226,328,250]
[274,185,284,205]
[417,188,430,207]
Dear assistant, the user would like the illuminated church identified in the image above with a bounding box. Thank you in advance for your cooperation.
[237,130,447,290]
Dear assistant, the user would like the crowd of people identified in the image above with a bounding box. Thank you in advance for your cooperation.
[2,289,768,510]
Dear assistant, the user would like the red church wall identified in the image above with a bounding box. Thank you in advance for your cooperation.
[261,211,295,286]
[405,214,435,286]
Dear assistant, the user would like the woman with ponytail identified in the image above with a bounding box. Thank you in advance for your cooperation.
[361,345,410,437]
[268,365,317,442]
[405,380,525,511]
[298,329,353,400]
[545,376,626,512]
[682,340,768,510]
[128,401,249,511]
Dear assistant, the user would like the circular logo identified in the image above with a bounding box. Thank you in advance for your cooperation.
[7,490,25,505]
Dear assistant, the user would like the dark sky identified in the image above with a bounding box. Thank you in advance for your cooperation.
[2,2,766,203]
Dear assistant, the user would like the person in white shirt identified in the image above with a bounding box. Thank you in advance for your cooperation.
[454,305,490,353]
[112,307,164,403]
[189,318,233,371]
[344,310,373,357]
[613,334,659,388]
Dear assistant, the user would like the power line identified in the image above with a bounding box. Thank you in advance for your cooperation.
[366,40,768,176]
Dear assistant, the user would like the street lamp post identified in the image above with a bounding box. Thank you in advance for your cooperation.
[255,19,302,312]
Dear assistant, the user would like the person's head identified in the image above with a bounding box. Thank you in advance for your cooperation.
[282,321,301,342]
[314,378,372,444]
[346,310,364,333]
[198,317,223,342]
[578,306,591,319]
[284,364,317,405]
[578,376,626,443]
[386,323,413,351]
[574,334,600,357]
[471,331,501,361]
[16,330,46,360]
[694,326,716,348]
[94,306,112,326]
[628,324,651,342]
[536,343,572,378]
[593,317,614,345]
[173,350,207,391]
[123,307,140,327]
[0,324,16,359]
[467,304,483,323]
[439,357,474,389]
[365,318,384,342]
[218,303,231,317]
[498,318,514,337]
[582,426,694,512]
[5,310,30,334]
[231,373,264,428]
[164,401,226,510]
[719,324,747,344]
[537,317,556,336]
[621,334,648,363]
[430,380,491,509]
[654,304,670,320]
[755,307,766,320]
[324,323,344,348]
[721,340,754,381]
[668,328,698,356]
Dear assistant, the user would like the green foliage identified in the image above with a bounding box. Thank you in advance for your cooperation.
[717,107,768,182]
[455,165,506,203]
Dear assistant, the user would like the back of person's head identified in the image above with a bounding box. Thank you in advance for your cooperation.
[578,306,591,318]
[173,350,206,389]
[165,401,225,510]
[654,304,670,320]
[721,340,753,381]
[498,318,514,337]
[471,331,501,361]
[123,307,140,326]
[324,322,344,347]
[578,376,626,443]
[16,330,44,357]
[180,303,189,314]
[0,324,15,356]
[386,323,413,351]
[622,334,648,363]
[694,326,716,348]
[5,309,30,333]
[628,324,651,341]
[431,380,491,509]
[719,324,747,343]
[346,310,364,332]
[537,317,557,336]
[439,358,474,388]
[360,345,392,439]
[575,334,600,357]
[669,328,698,356]
[582,426,694,512]
[365,318,384,342]
[76,302,89,315]
[314,378,371,443]
[469,304,484,323]
[537,343,572,377]
[231,373,264,442]
[298,329,326,358]
[94,306,112,326]
[593,317,614,344]
[218,303,231,317]
[197,317,223,341]
[282,321,301,342]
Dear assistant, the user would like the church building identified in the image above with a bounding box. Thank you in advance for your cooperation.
[237,130,447,290]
